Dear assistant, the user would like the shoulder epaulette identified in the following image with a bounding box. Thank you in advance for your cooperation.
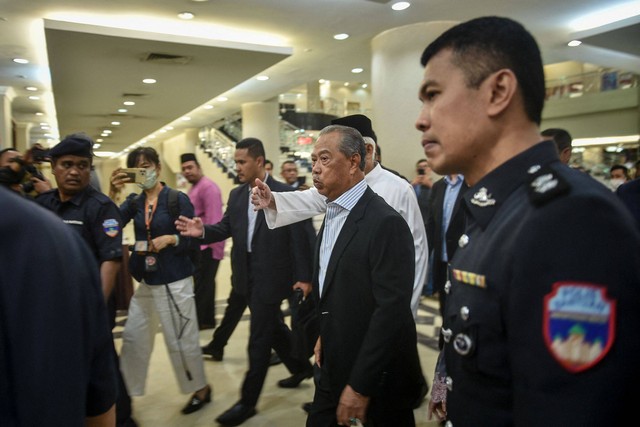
[527,165,571,206]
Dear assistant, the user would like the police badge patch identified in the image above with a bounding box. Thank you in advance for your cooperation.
[103,218,120,237]
[543,282,615,373]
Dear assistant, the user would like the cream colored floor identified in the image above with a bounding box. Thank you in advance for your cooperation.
[114,256,442,427]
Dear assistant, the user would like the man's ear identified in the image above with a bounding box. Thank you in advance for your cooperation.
[350,153,362,174]
[485,69,517,118]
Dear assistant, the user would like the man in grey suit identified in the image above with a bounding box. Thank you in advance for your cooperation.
[253,125,423,426]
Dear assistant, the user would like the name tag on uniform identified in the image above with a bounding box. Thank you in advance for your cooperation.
[134,241,148,252]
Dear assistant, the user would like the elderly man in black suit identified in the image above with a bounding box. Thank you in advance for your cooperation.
[176,137,315,426]
[295,125,424,426]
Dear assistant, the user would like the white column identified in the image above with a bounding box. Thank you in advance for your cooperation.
[0,86,16,149]
[241,99,280,165]
[14,122,33,153]
[371,22,457,178]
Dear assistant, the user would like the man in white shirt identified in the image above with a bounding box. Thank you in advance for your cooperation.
[251,114,428,318]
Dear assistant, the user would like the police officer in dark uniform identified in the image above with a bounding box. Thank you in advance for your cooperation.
[36,133,137,427]
[416,17,640,426]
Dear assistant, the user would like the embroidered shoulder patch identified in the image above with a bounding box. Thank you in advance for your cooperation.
[103,218,120,237]
[543,282,616,373]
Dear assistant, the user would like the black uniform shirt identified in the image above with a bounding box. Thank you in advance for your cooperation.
[36,186,123,263]
[442,141,640,426]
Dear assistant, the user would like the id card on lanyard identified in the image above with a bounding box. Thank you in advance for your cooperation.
[144,199,159,272]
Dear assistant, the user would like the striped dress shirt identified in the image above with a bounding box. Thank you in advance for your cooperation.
[318,179,367,297]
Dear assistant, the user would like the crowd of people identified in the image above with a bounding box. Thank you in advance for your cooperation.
[2,15,640,427]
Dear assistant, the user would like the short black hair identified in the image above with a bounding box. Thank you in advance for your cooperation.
[420,16,545,125]
[541,128,573,153]
[610,164,629,178]
[127,147,160,168]
[236,137,266,161]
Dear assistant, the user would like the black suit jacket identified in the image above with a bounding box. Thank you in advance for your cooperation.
[314,186,423,409]
[425,177,466,296]
[202,175,315,304]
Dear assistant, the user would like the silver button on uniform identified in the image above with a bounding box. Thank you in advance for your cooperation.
[444,280,452,294]
[453,333,472,355]
[442,328,452,343]
[458,234,469,248]
[446,376,453,391]
[460,306,470,320]
[445,421,453,427]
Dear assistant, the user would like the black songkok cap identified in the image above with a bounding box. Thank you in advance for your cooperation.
[181,153,198,164]
[49,133,94,159]
[331,114,377,142]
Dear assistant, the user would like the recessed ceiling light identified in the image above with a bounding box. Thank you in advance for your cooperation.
[103,130,112,134]
[118,108,128,113]
[111,121,121,126]
[203,104,214,109]
[96,139,104,143]
[181,116,191,121]
[361,83,368,89]
[256,75,269,81]
[101,133,109,137]
[319,79,326,84]
[351,68,364,74]
[333,33,349,41]
[93,143,101,149]
[25,86,37,91]
[159,129,167,133]
[178,11,195,20]
[391,2,411,11]
[165,126,174,131]
[123,101,135,106]
[217,96,228,102]
[13,58,29,64]
[568,40,582,47]
[35,112,43,116]
[344,82,350,87]
[142,78,157,84]
[28,96,39,100]
[148,135,156,139]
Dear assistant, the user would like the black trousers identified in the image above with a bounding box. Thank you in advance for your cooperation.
[209,286,247,350]
[306,369,415,427]
[240,290,311,407]
[193,248,220,328]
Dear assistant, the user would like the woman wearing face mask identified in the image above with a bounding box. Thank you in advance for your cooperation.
[109,147,212,416]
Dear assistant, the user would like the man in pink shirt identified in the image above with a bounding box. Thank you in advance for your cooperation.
[181,153,225,329]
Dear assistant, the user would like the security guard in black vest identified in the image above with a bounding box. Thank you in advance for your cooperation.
[416,17,640,426]
[36,133,138,427]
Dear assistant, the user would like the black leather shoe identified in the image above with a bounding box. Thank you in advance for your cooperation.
[215,402,256,426]
[181,385,212,414]
[202,345,224,361]
[269,351,282,366]
[302,401,313,413]
[277,367,313,388]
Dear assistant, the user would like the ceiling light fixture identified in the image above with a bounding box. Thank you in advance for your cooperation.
[25,86,37,91]
[217,96,228,102]
[142,78,157,84]
[96,138,103,143]
[571,2,640,31]
[35,112,43,116]
[118,108,128,113]
[333,33,349,40]
[178,12,195,20]
[391,2,411,11]
[361,83,368,89]
[344,82,350,87]
[181,116,191,121]
[203,105,214,109]
[111,121,121,126]
[12,58,29,64]
[567,40,582,47]
[165,126,174,131]
[351,67,364,73]
[123,101,135,106]
[256,75,269,81]
[28,96,39,100]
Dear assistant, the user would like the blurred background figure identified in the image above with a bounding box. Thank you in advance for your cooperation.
[280,160,309,190]
[541,128,573,165]
[609,164,630,191]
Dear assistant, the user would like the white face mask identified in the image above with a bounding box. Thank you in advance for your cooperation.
[137,168,158,190]
[609,178,625,191]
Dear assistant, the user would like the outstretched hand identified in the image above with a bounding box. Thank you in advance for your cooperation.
[175,215,204,238]
[251,178,275,211]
